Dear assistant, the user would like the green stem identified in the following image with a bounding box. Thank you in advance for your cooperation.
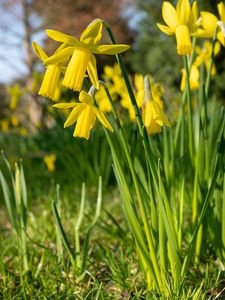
[205,28,218,98]
[183,55,194,165]
[103,127,159,291]
[103,86,163,289]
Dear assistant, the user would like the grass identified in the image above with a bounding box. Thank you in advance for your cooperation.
[0,176,225,299]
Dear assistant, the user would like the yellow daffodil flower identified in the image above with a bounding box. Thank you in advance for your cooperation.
[196,2,225,46]
[157,0,199,55]
[32,42,65,100]
[44,19,130,92]
[121,74,165,123]
[11,115,19,127]
[95,85,113,113]
[194,41,221,75]
[142,101,171,134]
[43,154,57,172]
[0,120,9,133]
[53,90,113,139]
[142,76,170,134]
[180,64,200,91]
[6,84,25,110]
[19,127,29,137]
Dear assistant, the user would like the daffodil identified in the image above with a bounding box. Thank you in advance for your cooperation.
[53,90,113,139]
[180,64,200,91]
[142,76,170,134]
[194,41,220,75]
[196,2,225,46]
[0,120,9,133]
[43,154,57,172]
[6,84,25,110]
[19,127,29,137]
[32,42,65,100]
[157,0,199,55]
[44,19,130,92]
[95,85,113,113]
[11,115,19,127]
[120,74,164,122]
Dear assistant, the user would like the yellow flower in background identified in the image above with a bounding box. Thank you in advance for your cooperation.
[10,115,19,127]
[43,154,57,172]
[196,2,225,46]
[6,84,25,110]
[95,85,112,113]
[157,0,199,55]
[19,127,29,137]
[30,71,42,94]
[142,76,170,134]
[194,41,221,75]
[53,90,113,139]
[0,120,9,133]
[44,19,130,92]
[180,64,200,92]
[32,42,64,100]
[103,64,121,81]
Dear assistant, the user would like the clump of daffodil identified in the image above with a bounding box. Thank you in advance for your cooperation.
[180,64,200,92]
[157,0,199,55]
[6,83,25,110]
[142,76,170,134]
[53,87,113,139]
[196,2,225,46]
[43,154,57,172]
[32,42,65,100]
[44,19,130,92]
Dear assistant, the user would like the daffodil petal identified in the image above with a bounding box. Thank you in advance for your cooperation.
[214,41,221,55]
[199,12,218,37]
[44,47,74,65]
[176,0,190,24]
[80,19,103,45]
[218,2,225,23]
[53,102,78,109]
[93,107,113,131]
[79,90,94,105]
[157,23,175,35]
[188,1,198,32]
[162,2,178,29]
[87,54,99,89]
[90,44,130,55]
[64,104,85,127]
[46,29,82,46]
[32,42,48,61]
[217,30,225,46]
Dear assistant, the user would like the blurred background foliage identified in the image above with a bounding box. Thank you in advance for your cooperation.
[0,0,224,192]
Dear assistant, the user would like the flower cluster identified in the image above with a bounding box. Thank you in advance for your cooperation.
[33,19,131,139]
[158,0,225,56]
[33,19,171,139]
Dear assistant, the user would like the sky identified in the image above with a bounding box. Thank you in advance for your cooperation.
[0,2,44,84]
[0,1,141,85]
